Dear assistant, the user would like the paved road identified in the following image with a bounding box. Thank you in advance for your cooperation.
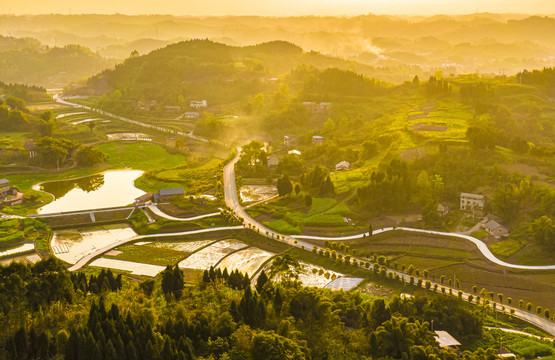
[54,95,214,144]
[222,147,555,338]
[68,226,244,271]
[147,204,220,222]
[484,326,554,341]
[294,227,555,271]
[28,205,142,218]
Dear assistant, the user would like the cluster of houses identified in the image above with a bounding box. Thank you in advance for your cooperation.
[303,101,331,114]
[457,193,509,238]
[136,99,207,114]
[0,179,24,206]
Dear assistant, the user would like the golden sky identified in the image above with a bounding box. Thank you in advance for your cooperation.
[3,0,555,16]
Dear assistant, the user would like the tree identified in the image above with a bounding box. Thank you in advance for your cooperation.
[545,309,550,319]
[498,293,503,303]
[76,145,106,166]
[530,216,555,251]
[277,175,293,197]
[526,303,533,311]
[256,270,269,293]
[368,223,373,236]
[294,184,301,195]
[304,195,312,208]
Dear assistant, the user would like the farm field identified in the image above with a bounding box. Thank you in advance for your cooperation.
[51,224,136,265]
[216,247,274,276]
[343,231,555,311]
[90,257,165,277]
[178,239,248,270]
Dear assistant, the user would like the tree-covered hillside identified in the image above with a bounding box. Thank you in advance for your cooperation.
[0,36,115,88]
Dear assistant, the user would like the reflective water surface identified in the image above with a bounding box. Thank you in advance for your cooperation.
[38,170,145,214]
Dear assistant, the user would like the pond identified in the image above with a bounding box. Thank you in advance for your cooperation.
[37,170,145,214]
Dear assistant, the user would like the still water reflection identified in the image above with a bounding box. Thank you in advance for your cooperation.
[37,170,145,214]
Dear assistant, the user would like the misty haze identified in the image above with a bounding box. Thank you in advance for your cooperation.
[0,2,554,360]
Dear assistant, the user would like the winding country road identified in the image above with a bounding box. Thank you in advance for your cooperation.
[54,96,555,336]
[223,148,555,337]
[146,204,220,222]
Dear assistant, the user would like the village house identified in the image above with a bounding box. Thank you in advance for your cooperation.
[484,218,509,238]
[335,161,351,171]
[134,192,153,206]
[267,154,280,167]
[185,112,200,119]
[460,192,485,218]
[135,100,157,111]
[303,102,331,114]
[288,149,301,156]
[153,188,184,202]
[23,140,36,158]
[165,105,181,113]
[437,203,450,217]
[0,179,24,206]
[0,179,10,198]
[312,135,324,145]
[190,100,207,109]
[284,135,297,147]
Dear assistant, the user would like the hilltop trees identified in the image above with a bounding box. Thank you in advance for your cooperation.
[299,165,335,196]
[236,140,267,176]
[530,216,555,251]
[277,175,293,197]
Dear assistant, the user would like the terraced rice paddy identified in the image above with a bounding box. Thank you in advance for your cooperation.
[90,258,165,277]
[217,247,274,276]
[178,239,247,270]
[51,225,137,264]
[325,277,364,291]
[149,240,214,253]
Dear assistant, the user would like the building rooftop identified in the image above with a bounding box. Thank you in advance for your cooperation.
[313,135,324,139]
[460,192,484,200]
[434,331,461,348]
[288,150,301,156]
[158,188,184,196]
[485,219,505,231]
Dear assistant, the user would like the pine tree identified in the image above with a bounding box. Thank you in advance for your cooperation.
[256,270,268,293]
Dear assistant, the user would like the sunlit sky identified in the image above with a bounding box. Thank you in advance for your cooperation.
[3,0,555,16]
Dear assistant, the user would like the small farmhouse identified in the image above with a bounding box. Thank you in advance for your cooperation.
[134,193,153,205]
[288,150,301,156]
[267,154,280,167]
[0,179,24,206]
[303,102,331,114]
[484,219,509,238]
[460,192,485,217]
[335,161,351,171]
[185,112,200,119]
[437,203,449,217]
[165,105,181,113]
[190,100,207,109]
[284,135,297,147]
[312,135,324,145]
[153,188,184,202]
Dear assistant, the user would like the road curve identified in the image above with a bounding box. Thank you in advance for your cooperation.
[147,204,220,222]
[67,226,243,271]
[294,227,555,271]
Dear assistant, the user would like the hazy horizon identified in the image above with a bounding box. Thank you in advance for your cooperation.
[3,0,555,17]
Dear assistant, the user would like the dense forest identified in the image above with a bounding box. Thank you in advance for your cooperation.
[0,258,501,360]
